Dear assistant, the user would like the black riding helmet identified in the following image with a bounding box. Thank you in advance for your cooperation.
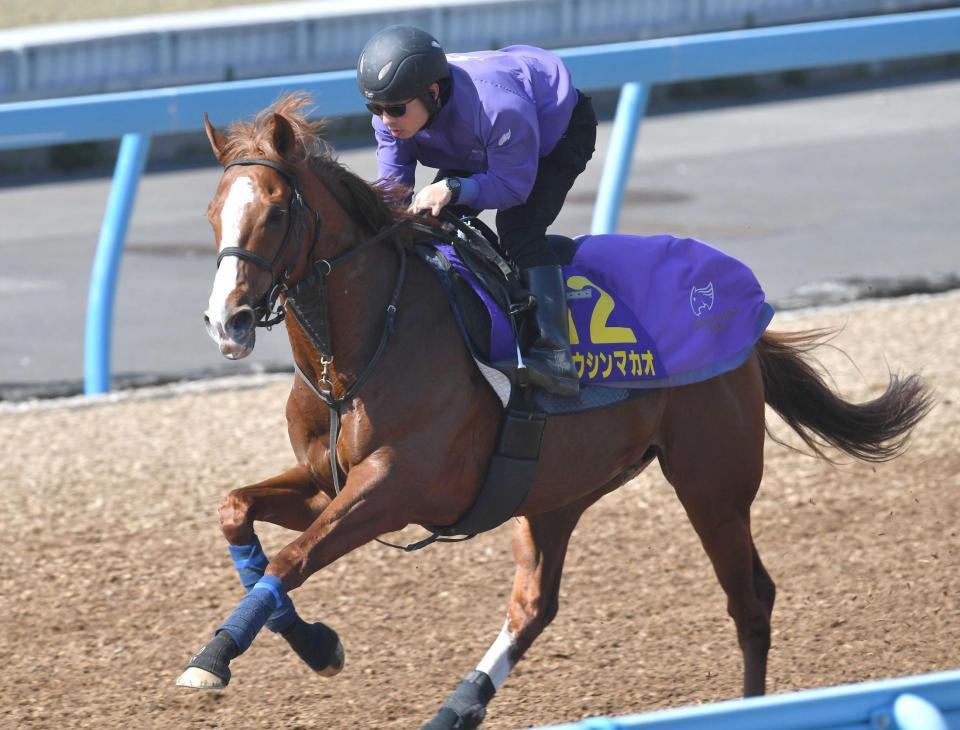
[357,25,450,112]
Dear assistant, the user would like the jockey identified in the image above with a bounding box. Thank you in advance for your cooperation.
[357,25,597,398]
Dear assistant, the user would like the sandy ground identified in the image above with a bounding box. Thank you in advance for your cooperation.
[1,292,958,730]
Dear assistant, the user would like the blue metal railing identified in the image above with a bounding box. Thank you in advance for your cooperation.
[536,669,960,729]
[1,8,958,396]
[83,133,150,394]
[566,7,960,232]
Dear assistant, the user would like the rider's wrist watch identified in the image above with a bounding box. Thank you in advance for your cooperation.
[444,177,462,205]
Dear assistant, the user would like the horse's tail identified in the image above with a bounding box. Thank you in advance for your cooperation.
[755,329,933,463]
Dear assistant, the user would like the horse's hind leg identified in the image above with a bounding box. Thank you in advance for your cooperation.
[661,358,774,697]
[422,470,642,730]
[682,510,774,697]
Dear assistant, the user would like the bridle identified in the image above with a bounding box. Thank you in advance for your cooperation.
[218,158,319,328]
[216,156,416,400]
[214,156,463,551]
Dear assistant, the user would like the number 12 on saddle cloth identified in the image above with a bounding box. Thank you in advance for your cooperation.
[450,233,775,390]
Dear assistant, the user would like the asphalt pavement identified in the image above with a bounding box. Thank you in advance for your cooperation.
[2,72,958,397]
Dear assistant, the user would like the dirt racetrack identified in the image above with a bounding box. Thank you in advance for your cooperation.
[2,292,958,730]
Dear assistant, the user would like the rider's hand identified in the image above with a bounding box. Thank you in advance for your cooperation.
[407,181,452,217]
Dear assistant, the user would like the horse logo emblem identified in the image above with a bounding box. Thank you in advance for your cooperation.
[690,282,715,317]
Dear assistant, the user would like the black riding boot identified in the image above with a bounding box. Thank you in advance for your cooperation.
[521,265,580,397]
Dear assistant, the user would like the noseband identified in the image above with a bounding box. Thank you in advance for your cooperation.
[219,157,320,328]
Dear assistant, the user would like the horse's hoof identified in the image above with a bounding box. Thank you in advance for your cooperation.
[281,618,345,676]
[176,631,238,690]
[317,636,345,677]
[176,666,228,690]
[422,670,495,729]
[421,706,486,730]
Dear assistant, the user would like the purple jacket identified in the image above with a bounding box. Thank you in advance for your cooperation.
[372,45,578,210]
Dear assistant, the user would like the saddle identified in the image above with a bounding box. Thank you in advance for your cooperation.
[415,216,649,415]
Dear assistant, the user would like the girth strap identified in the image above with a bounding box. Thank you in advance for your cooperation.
[431,405,546,538]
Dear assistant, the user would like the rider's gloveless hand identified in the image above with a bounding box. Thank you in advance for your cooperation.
[408,180,453,216]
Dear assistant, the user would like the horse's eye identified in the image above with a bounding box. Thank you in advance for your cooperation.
[266,207,286,225]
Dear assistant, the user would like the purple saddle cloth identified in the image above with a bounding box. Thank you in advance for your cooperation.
[451,233,774,389]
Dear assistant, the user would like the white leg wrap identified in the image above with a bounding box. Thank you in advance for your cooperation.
[476,621,517,689]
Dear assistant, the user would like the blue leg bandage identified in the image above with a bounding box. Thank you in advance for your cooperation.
[227,536,297,633]
[217,575,289,653]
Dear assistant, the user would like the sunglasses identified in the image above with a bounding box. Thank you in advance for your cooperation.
[366,101,410,118]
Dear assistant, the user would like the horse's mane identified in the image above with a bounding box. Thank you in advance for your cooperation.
[220,93,410,236]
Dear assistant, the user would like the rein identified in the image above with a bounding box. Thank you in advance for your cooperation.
[219,156,464,551]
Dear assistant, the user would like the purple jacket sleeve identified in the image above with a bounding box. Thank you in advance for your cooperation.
[372,117,417,192]
[457,105,539,211]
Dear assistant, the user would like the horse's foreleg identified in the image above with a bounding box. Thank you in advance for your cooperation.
[178,465,341,689]
[218,463,330,631]
[177,459,406,690]
[222,464,343,676]
[423,493,601,730]
[219,463,331,545]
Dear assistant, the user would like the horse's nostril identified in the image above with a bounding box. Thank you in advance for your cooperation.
[227,310,255,339]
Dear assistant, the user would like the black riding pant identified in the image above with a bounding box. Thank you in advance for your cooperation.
[436,90,597,270]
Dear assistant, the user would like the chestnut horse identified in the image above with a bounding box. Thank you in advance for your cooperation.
[179,95,930,729]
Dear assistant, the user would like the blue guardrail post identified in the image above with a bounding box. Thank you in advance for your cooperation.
[84,132,151,395]
[591,82,649,235]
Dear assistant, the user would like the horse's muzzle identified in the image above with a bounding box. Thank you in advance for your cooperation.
[204,306,257,359]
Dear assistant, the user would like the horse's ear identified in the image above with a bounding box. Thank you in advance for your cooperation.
[271,113,296,160]
[204,113,228,165]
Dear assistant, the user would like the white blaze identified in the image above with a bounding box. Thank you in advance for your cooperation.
[219,175,255,252]
[206,176,255,328]
[207,257,241,330]
[476,621,517,689]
